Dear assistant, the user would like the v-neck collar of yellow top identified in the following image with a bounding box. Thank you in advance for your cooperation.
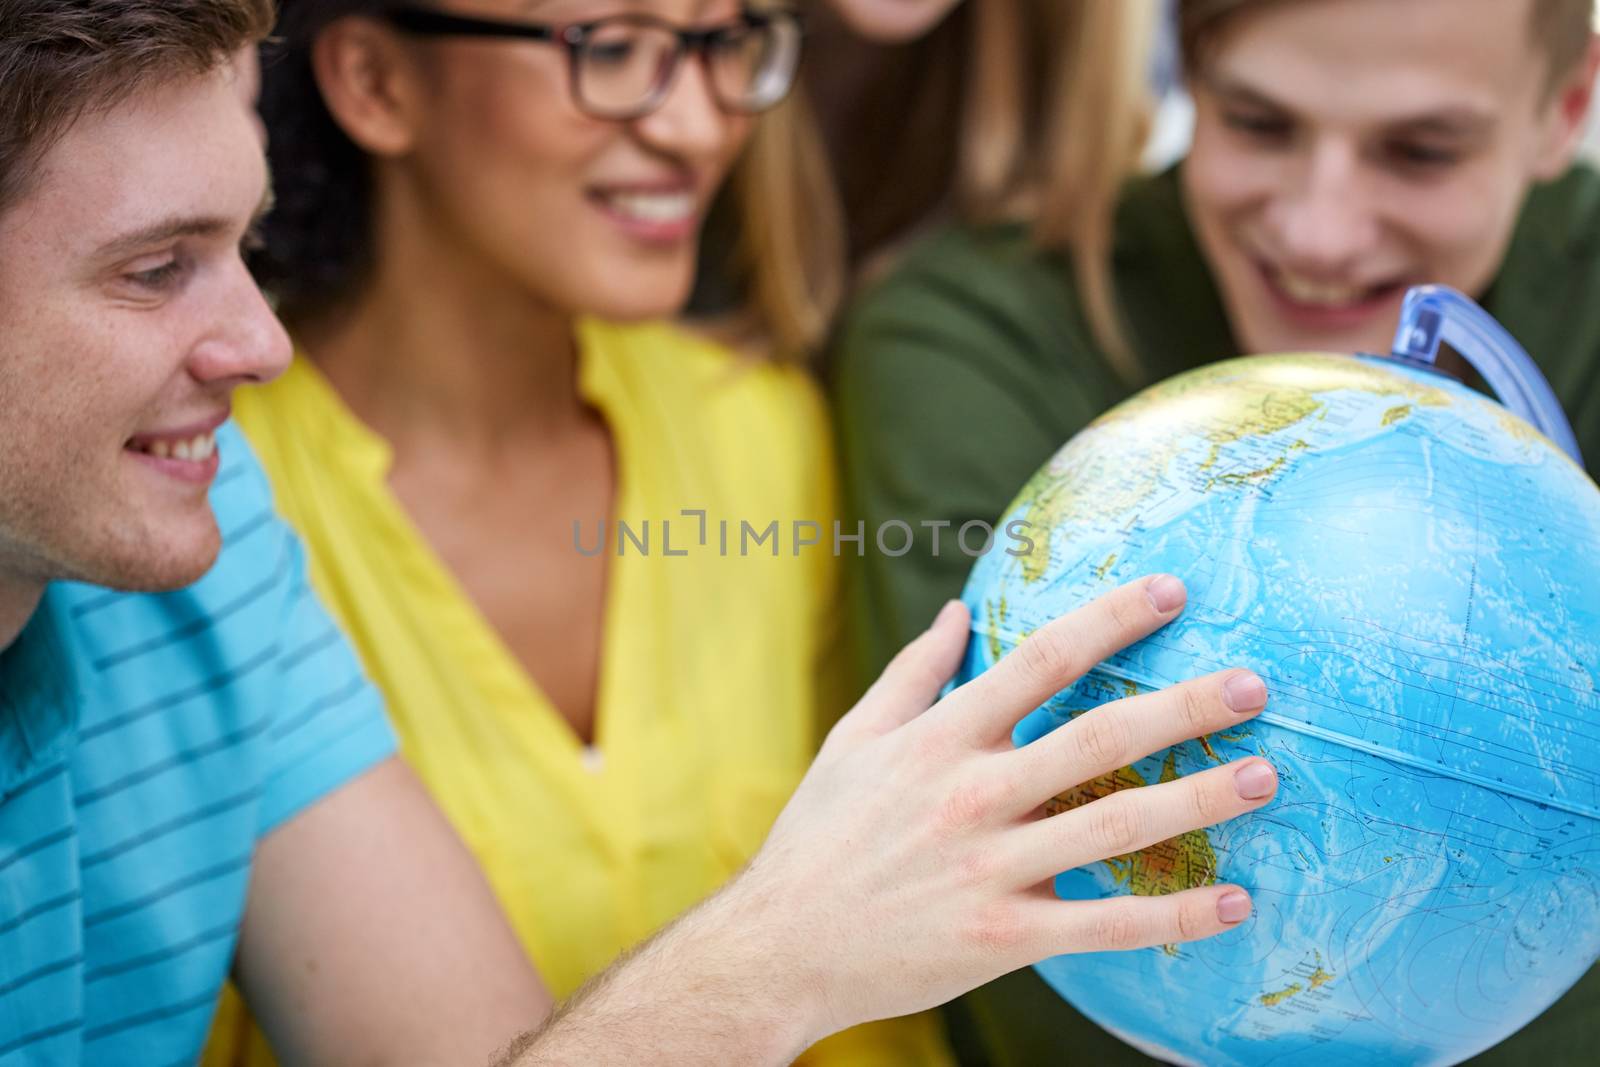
[229,316,835,991]
[270,322,647,839]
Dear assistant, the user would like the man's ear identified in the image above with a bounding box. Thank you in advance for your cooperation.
[1532,35,1600,181]
[309,16,424,158]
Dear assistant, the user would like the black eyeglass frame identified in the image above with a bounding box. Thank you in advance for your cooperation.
[382,5,805,120]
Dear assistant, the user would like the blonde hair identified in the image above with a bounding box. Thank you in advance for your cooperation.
[726,0,1157,369]
[960,0,1158,383]
[727,88,848,358]
[1029,0,1160,384]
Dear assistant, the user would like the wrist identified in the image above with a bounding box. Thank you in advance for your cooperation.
[689,860,834,1057]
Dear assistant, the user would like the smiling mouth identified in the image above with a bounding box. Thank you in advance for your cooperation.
[599,190,696,223]
[127,430,217,462]
[1262,263,1409,311]
[588,186,701,241]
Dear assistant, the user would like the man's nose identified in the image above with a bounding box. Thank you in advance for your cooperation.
[186,261,292,388]
[1268,141,1381,275]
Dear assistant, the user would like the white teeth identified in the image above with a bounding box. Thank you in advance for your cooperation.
[1275,270,1369,307]
[133,430,215,462]
[606,191,695,224]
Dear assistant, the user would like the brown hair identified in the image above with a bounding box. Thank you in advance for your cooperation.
[0,0,274,216]
[1180,0,1596,90]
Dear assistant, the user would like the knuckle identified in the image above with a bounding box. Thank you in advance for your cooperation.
[962,900,1027,956]
[1076,709,1132,769]
[1087,797,1145,857]
[910,656,948,695]
[907,720,953,765]
[1016,624,1078,687]
[1179,681,1214,737]
[886,636,938,688]
[1188,775,1231,827]
[954,846,998,889]
[1091,903,1145,951]
[936,777,1001,836]
[1174,896,1211,943]
[1106,588,1146,637]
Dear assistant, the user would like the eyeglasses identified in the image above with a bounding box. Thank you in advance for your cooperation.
[383,5,804,121]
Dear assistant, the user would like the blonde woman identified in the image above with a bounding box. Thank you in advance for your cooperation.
[203,0,948,1064]
[699,0,1153,356]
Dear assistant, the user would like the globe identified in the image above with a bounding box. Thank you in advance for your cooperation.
[955,352,1600,1066]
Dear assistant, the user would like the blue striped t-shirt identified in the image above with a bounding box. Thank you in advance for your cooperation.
[0,421,396,1066]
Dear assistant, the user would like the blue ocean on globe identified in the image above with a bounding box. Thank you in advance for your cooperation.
[956,352,1600,1065]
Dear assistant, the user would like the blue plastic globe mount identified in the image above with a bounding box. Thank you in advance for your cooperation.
[1386,284,1583,465]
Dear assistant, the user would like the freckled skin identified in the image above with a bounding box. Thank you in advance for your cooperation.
[0,64,288,604]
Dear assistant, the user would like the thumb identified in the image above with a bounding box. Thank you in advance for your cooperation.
[840,600,971,742]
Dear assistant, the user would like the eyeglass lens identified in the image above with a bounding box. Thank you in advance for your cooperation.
[575,15,801,118]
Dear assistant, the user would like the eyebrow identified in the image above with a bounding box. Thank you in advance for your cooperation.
[94,177,275,261]
[1203,75,1497,137]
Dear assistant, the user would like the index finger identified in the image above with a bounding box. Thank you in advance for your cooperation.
[933,574,1187,745]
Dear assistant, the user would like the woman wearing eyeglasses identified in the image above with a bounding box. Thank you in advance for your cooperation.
[201,1,950,1064]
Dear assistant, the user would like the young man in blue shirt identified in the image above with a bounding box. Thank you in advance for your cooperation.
[0,2,1282,1063]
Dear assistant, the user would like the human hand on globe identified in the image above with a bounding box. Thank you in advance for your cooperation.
[740,573,1279,1045]
[502,575,1278,1066]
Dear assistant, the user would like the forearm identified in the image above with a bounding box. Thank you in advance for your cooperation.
[496,874,818,1067]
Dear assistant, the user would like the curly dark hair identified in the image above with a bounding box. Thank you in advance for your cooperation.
[0,0,274,216]
[252,0,406,324]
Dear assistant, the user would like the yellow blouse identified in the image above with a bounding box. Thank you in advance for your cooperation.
[203,319,952,1065]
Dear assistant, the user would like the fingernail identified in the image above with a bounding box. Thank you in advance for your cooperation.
[934,600,964,627]
[1217,890,1252,924]
[1234,760,1277,800]
[1223,671,1267,713]
[1146,575,1186,613]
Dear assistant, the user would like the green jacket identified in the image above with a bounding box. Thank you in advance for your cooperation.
[831,164,1600,1065]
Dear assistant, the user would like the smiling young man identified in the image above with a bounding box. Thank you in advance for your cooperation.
[0,4,1293,1064]
[0,3,554,1063]
[834,0,1600,1063]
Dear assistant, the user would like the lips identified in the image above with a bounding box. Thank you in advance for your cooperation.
[125,411,228,485]
[1265,263,1408,308]
[587,182,701,243]
[1256,260,1411,332]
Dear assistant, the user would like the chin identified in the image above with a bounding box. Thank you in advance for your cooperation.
[87,520,222,593]
[583,274,695,324]
[837,4,953,43]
